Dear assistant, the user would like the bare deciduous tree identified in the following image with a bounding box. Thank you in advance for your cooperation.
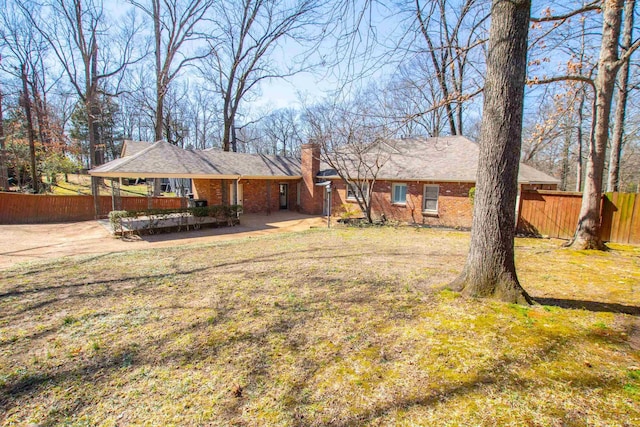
[607,0,635,192]
[521,84,591,191]
[411,0,489,136]
[127,0,213,194]
[305,93,394,223]
[386,59,449,137]
[21,0,143,213]
[450,0,532,304]
[528,0,639,249]
[0,1,53,192]
[261,108,303,156]
[127,0,214,143]
[0,87,7,190]
[189,86,220,149]
[19,63,38,192]
[201,0,324,152]
[570,0,639,249]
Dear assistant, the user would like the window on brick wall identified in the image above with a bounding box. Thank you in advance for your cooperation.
[423,185,439,214]
[391,183,407,205]
[346,181,368,201]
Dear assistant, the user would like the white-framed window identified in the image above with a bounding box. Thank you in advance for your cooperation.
[423,185,439,213]
[391,183,407,205]
[346,181,368,201]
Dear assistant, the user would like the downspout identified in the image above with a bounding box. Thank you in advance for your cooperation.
[235,176,241,218]
[327,183,332,228]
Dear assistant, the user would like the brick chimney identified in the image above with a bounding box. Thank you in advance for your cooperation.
[300,143,323,214]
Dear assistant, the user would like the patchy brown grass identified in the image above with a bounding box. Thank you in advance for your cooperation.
[1,227,639,426]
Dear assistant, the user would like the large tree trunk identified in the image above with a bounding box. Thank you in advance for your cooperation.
[152,0,164,196]
[31,81,49,150]
[152,83,164,195]
[607,0,634,192]
[89,45,103,217]
[570,0,624,250]
[222,107,238,152]
[575,88,586,192]
[560,128,571,191]
[21,65,39,194]
[0,88,9,190]
[88,98,102,216]
[222,121,232,152]
[450,0,532,304]
[155,89,164,144]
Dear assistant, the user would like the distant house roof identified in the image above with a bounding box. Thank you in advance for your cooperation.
[319,136,559,185]
[121,140,153,157]
[91,141,301,179]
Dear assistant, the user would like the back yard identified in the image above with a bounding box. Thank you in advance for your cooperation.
[1,227,639,426]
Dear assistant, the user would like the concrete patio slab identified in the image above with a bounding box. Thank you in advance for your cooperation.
[0,212,326,270]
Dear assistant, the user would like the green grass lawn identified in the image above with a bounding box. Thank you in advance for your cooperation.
[1,227,639,426]
[46,174,175,197]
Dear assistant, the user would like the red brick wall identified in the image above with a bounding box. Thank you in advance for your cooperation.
[193,178,303,214]
[192,179,224,204]
[331,179,475,227]
[300,143,323,214]
[287,181,300,211]
[241,179,275,213]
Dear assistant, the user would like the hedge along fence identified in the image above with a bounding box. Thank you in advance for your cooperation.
[108,205,242,236]
[0,192,184,224]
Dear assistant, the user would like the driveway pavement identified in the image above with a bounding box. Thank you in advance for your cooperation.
[0,212,326,270]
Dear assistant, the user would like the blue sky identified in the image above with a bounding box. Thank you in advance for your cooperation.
[100,0,605,129]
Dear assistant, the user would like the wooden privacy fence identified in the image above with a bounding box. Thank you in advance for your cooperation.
[3,190,639,244]
[517,191,583,240]
[0,192,184,224]
[601,192,640,244]
[517,190,640,244]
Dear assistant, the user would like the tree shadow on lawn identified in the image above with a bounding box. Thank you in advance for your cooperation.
[0,296,313,425]
[293,328,628,427]
[534,297,640,316]
[0,341,144,427]
[1,281,635,426]
[0,267,210,323]
[4,242,637,425]
[0,264,425,424]
[0,266,206,300]
[0,253,114,282]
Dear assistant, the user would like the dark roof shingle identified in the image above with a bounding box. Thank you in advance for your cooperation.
[92,137,558,185]
[91,141,301,178]
[320,136,559,184]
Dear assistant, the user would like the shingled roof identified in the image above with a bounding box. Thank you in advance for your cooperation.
[319,136,559,185]
[121,140,152,157]
[91,141,301,179]
[91,137,558,185]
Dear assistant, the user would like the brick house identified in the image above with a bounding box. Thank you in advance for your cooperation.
[312,136,559,227]
[90,137,558,226]
[91,141,302,214]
